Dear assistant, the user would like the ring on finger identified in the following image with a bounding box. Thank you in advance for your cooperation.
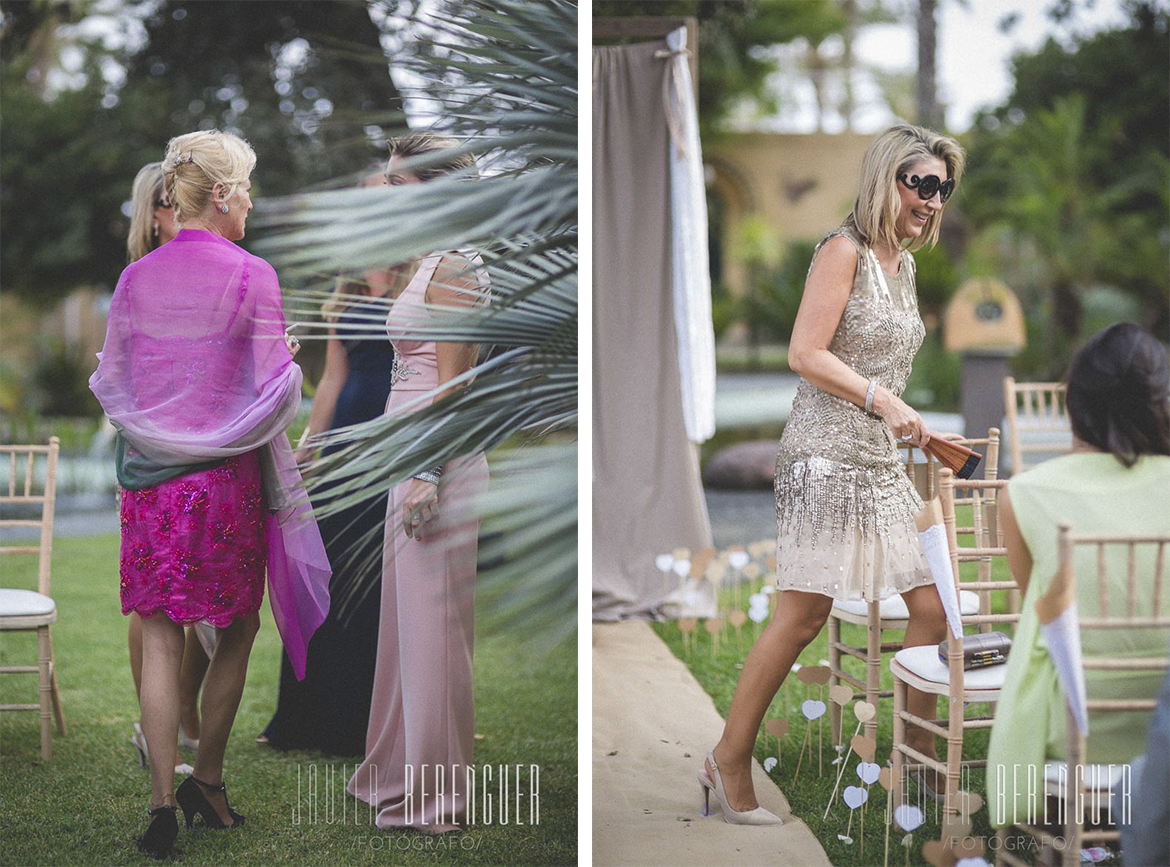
[900,432,913,441]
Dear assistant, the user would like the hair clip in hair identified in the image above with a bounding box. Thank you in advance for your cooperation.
[187,154,195,164]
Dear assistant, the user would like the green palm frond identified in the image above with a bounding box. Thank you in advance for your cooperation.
[252,0,577,643]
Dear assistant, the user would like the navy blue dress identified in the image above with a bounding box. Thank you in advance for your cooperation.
[262,305,394,754]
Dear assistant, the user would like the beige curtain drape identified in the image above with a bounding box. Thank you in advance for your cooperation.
[592,39,713,620]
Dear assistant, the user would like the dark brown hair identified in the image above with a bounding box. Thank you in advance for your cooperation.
[1066,322,1170,467]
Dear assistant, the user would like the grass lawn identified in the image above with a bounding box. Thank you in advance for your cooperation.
[0,534,576,866]
[653,519,1015,867]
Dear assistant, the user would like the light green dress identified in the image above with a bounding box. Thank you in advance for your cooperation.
[987,452,1170,827]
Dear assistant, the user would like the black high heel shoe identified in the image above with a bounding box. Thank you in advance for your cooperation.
[137,804,178,859]
[176,775,246,830]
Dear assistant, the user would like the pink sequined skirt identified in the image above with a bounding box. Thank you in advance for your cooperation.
[119,451,267,626]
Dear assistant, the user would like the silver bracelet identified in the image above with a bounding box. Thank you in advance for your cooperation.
[412,467,442,485]
[865,378,878,413]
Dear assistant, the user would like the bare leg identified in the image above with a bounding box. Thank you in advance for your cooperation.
[128,612,144,701]
[178,627,209,741]
[140,613,184,809]
[900,584,948,768]
[709,591,835,811]
[193,611,260,825]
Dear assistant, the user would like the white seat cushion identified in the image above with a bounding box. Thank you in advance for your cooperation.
[892,643,1008,690]
[0,588,57,617]
[834,589,980,621]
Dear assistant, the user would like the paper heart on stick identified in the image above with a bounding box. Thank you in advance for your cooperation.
[955,859,991,867]
[703,618,723,634]
[764,718,790,738]
[728,610,748,628]
[763,757,777,772]
[842,786,868,809]
[671,559,692,577]
[748,606,769,624]
[766,555,778,571]
[921,840,956,867]
[955,790,984,818]
[672,547,691,560]
[797,665,831,685]
[853,701,876,722]
[855,761,881,785]
[760,584,775,595]
[748,540,770,557]
[728,550,750,569]
[749,593,768,608]
[850,734,877,763]
[692,545,717,572]
[742,563,762,579]
[893,803,924,831]
[654,554,673,572]
[941,813,973,841]
[877,766,892,791]
[828,684,853,705]
[677,618,697,633]
[800,699,826,720]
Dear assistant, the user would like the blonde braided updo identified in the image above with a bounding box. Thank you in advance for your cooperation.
[162,130,256,227]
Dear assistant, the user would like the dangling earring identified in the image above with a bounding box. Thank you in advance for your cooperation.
[220,204,229,214]
[152,222,159,237]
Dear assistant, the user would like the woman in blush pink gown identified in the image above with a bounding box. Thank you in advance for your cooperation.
[347,134,488,833]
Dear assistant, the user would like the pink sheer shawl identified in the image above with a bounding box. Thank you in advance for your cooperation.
[90,229,330,679]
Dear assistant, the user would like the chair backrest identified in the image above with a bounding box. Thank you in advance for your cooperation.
[0,438,61,596]
[1046,524,1170,840]
[1003,377,1072,475]
[939,468,1015,638]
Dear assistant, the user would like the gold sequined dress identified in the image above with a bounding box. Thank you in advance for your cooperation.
[774,225,932,601]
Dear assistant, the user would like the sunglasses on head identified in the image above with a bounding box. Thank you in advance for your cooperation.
[898,172,955,203]
[155,198,172,209]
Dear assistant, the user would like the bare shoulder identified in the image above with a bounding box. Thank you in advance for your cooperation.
[427,251,487,308]
[805,234,859,299]
[814,234,860,272]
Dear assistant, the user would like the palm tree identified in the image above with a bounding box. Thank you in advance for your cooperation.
[252,0,577,646]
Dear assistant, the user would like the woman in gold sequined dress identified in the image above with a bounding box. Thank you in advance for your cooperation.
[697,125,966,824]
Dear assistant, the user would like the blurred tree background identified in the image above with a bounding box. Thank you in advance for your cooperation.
[599,0,1168,399]
[0,0,406,309]
[961,0,1169,377]
[0,0,410,420]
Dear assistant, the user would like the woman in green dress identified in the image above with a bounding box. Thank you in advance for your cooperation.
[989,322,1170,828]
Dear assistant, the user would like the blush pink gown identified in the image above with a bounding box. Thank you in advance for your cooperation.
[347,255,488,830]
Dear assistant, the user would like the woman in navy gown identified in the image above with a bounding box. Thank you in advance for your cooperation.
[259,171,412,755]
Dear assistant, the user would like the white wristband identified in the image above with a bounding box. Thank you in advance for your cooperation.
[865,379,877,413]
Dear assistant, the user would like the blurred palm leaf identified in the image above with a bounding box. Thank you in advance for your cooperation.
[252,0,577,644]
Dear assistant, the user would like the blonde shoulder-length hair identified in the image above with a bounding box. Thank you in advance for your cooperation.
[127,162,165,263]
[846,124,966,253]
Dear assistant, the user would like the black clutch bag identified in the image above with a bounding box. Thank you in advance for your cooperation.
[938,631,1012,669]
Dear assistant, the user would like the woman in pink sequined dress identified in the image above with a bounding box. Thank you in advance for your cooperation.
[123,160,211,780]
[347,133,489,833]
[91,130,330,858]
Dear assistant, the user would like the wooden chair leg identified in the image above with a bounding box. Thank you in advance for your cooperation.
[891,674,906,805]
[944,692,962,817]
[828,614,842,745]
[865,602,880,741]
[50,637,66,736]
[37,626,52,761]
